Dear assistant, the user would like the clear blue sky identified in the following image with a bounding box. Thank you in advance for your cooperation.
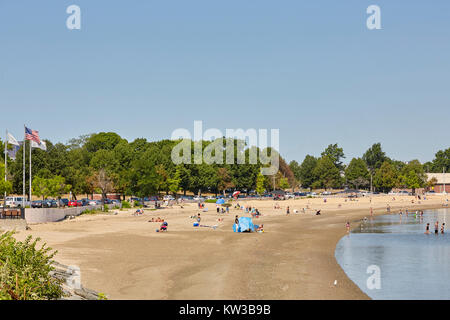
[1,1,449,164]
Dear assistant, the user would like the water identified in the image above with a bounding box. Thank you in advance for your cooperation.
[335,208,450,299]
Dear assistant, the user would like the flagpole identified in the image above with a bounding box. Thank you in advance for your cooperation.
[4,130,7,206]
[29,137,32,204]
[23,125,26,207]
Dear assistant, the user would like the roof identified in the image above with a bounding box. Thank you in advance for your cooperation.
[427,173,450,184]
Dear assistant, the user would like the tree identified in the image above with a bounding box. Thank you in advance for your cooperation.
[312,156,342,189]
[167,166,182,197]
[321,144,345,171]
[373,161,398,193]
[255,172,265,195]
[298,155,318,190]
[32,176,52,200]
[279,177,290,190]
[217,167,234,196]
[89,169,115,203]
[399,160,426,194]
[84,132,124,153]
[345,158,369,190]
[363,143,388,173]
[430,148,450,173]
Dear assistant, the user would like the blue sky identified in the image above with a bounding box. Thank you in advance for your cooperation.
[0,1,449,164]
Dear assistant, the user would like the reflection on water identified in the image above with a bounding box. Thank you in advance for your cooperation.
[335,208,450,300]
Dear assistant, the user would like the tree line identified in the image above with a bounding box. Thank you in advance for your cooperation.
[0,134,448,200]
[289,143,449,194]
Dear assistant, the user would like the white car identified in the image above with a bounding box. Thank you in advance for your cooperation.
[5,196,30,208]
[163,195,175,201]
[193,196,205,201]
[322,191,332,196]
[285,193,295,199]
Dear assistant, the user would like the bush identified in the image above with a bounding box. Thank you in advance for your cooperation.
[0,231,63,300]
[121,201,131,209]
[205,199,217,203]
[133,201,140,207]
[103,204,109,212]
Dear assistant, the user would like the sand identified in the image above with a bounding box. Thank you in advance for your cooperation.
[13,194,448,300]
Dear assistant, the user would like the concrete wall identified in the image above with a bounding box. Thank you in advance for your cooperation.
[25,204,121,224]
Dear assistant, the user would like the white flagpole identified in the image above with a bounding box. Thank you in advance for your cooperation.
[29,138,32,204]
[23,125,26,207]
[4,130,7,205]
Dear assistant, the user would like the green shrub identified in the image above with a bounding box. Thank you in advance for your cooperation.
[121,201,131,209]
[133,201,140,207]
[103,204,109,212]
[205,199,217,203]
[0,231,63,300]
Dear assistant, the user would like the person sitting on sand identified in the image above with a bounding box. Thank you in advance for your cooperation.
[256,224,264,232]
[159,221,168,232]
[316,210,321,215]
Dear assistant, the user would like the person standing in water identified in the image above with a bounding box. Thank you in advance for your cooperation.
[425,223,430,234]
[435,221,439,234]
[441,223,445,234]
[346,221,350,233]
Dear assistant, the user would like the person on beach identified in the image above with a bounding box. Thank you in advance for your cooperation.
[316,210,321,215]
[197,213,201,224]
[346,221,350,233]
[226,206,229,214]
[286,206,290,216]
[435,221,439,234]
[425,223,430,234]
[441,223,445,234]
[370,207,373,216]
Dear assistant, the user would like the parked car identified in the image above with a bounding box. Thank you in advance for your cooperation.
[59,198,69,207]
[193,196,205,201]
[163,195,175,201]
[5,197,30,208]
[31,200,43,208]
[322,191,332,196]
[43,199,58,208]
[285,193,295,199]
[68,200,80,207]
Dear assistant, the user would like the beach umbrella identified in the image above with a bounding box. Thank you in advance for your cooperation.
[232,191,240,199]
[216,199,225,204]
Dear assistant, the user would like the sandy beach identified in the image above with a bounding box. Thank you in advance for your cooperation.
[13,194,448,300]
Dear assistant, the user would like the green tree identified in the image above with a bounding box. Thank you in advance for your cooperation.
[279,177,290,190]
[321,144,345,171]
[345,158,369,190]
[373,161,399,193]
[430,148,450,173]
[399,160,426,194]
[0,163,13,202]
[298,155,318,190]
[255,172,265,195]
[312,156,342,189]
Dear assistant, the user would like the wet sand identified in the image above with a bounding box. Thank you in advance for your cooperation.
[13,194,447,299]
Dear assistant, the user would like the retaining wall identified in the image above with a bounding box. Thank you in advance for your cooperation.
[25,204,121,224]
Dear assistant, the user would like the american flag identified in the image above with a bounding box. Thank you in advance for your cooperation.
[25,127,40,144]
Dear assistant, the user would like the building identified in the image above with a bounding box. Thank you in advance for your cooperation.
[427,173,450,193]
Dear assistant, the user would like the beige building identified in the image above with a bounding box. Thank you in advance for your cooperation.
[427,173,449,193]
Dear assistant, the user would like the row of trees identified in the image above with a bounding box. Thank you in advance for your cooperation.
[0,134,448,200]
[289,143,449,193]
[0,133,295,200]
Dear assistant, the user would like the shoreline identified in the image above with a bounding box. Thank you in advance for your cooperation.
[13,195,448,299]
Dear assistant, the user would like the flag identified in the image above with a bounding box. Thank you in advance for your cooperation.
[7,143,21,160]
[25,127,40,144]
[7,132,20,146]
[31,140,47,151]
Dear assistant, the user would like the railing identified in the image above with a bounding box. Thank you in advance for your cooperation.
[0,207,25,219]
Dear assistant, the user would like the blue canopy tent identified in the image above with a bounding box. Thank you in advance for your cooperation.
[233,217,257,232]
[216,199,225,205]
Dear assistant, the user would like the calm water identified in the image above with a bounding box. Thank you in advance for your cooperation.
[335,208,450,299]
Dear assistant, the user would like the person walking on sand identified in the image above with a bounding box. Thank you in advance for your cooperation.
[286,206,290,216]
